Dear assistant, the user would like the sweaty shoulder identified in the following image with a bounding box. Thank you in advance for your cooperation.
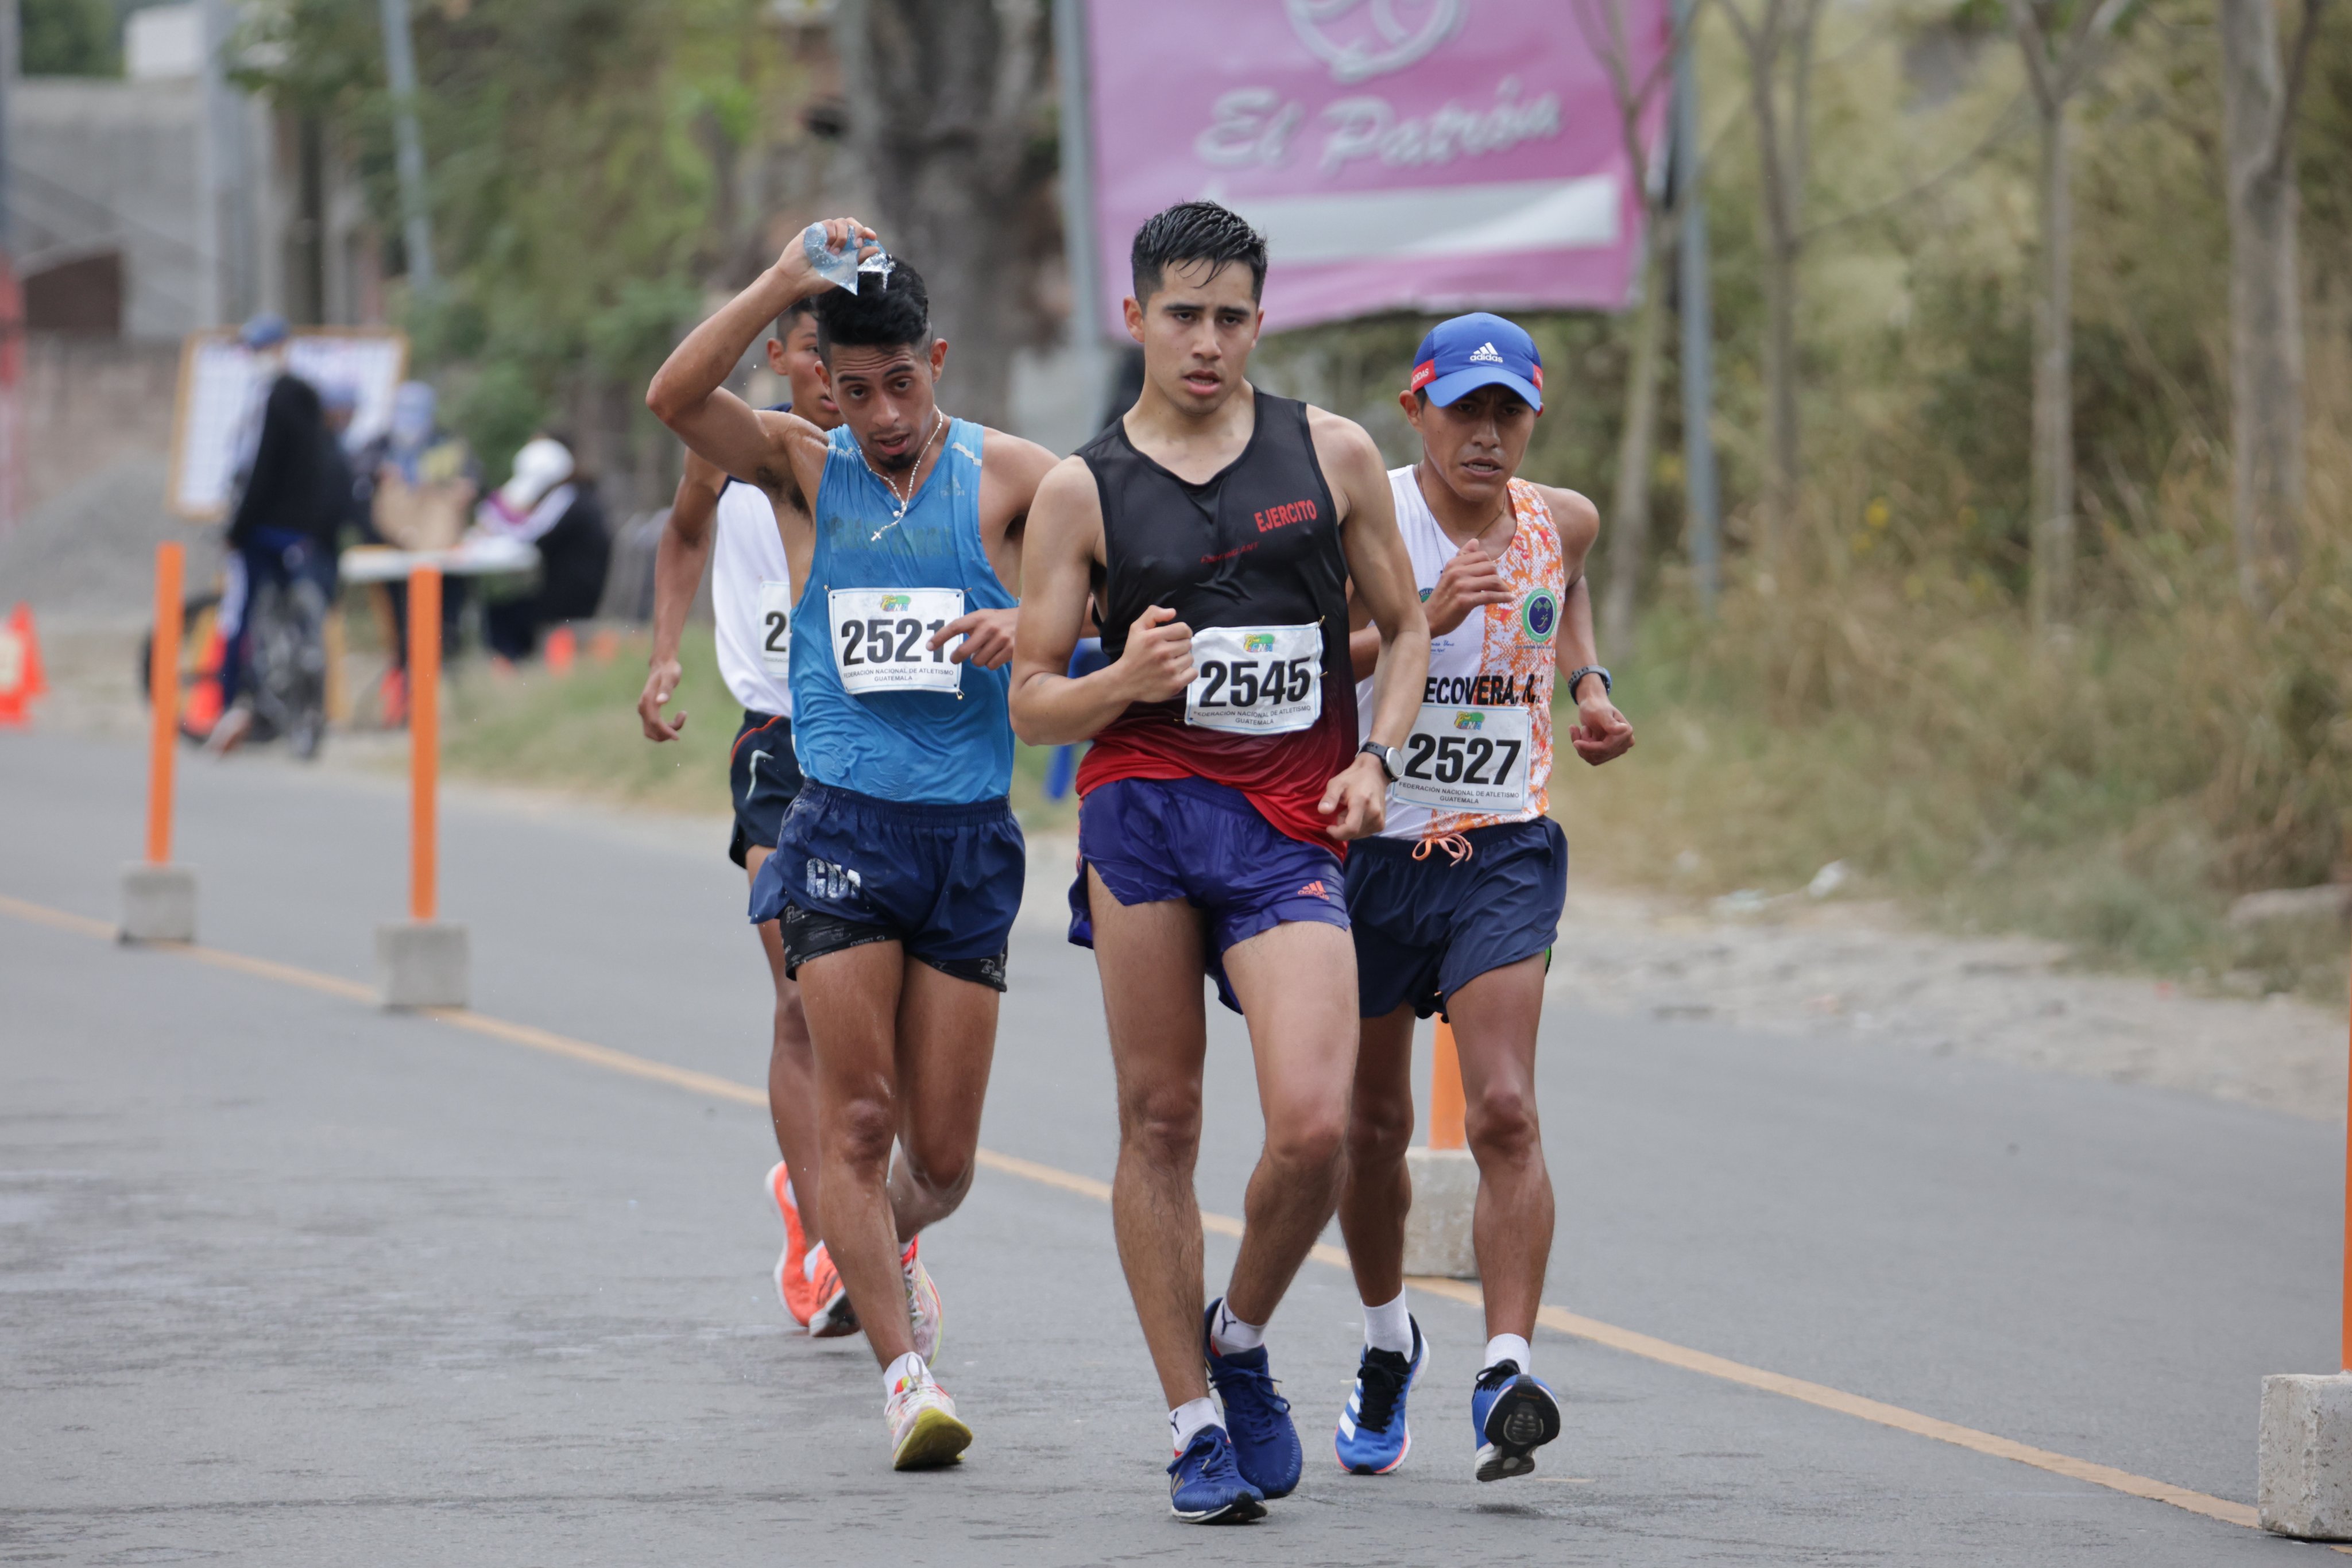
[1301,404,1386,522]
[1030,455,1105,548]
[1534,484,1600,572]
[976,425,1059,494]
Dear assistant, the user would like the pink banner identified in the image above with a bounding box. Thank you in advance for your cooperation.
[1082,0,1672,335]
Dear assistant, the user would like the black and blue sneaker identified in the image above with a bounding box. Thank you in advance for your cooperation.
[1167,1424,1267,1523]
[1336,1317,1425,1474]
[1470,1359,1562,1482]
[1203,1299,1303,1499]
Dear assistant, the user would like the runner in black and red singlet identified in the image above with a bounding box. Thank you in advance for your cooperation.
[1011,201,1430,1524]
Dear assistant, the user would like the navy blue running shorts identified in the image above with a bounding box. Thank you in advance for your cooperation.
[1345,816,1566,1020]
[750,781,1024,991]
[728,710,804,869]
[1068,775,1348,1014]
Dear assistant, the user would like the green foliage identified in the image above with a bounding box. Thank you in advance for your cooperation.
[23,0,119,75]
[245,0,784,479]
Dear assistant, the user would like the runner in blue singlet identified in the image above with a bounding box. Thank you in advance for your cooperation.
[648,219,1057,1474]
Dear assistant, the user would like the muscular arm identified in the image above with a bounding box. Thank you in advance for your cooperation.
[1542,486,1634,765]
[647,219,869,504]
[1318,415,1428,753]
[1008,459,1156,746]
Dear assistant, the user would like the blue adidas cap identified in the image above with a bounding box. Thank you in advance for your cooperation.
[1409,312,1542,413]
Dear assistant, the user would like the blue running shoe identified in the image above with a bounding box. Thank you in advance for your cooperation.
[1336,1317,1425,1474]
[1471,1359,1562,1481]
[1203,1299,1303,1499]
[1167,1425,1267,1523]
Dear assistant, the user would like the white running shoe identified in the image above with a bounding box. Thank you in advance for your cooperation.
[885,1363,972,1470]
[904,1238,942,1362]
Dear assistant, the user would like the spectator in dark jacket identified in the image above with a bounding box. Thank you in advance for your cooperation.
[209,315,351,749]
[474,431,610,663]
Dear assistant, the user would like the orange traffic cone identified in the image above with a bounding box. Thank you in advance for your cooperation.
[544,624,577,676]
[0,613,30,728]
[10,604,45,697]
[588,627,620,665]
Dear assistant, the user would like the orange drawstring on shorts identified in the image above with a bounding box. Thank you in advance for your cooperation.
[1413,831,1474,865]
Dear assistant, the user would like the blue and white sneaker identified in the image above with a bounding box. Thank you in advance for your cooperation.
[1167,1425,1267,1523]
[1203,1299,1303,1500]
[1336,1317,1425,1474]
[1471,1360,1562,1482]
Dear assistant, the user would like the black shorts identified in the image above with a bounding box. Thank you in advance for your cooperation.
[1345,817,1565,1020]
[751,783,1023,993]
[728,710,804,869]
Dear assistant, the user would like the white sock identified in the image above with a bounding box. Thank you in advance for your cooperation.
[1170,1396,1220,1454]
[1484,1333,1532,1377]
[883,1350,927,1399]
[1209,1299,1264,1356]
[1363,1291,1413,1356]
[783,1174,798,1209]
[803,1240,826,1283]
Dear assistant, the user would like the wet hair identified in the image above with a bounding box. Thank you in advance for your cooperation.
[774,296,818,339]
[813,260,932,361]
[1131,201,1268,305]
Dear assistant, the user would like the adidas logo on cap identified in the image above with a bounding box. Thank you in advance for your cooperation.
[1468,342,1505,364]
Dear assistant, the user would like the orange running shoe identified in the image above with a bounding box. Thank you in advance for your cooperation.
[767,1162,815,1327]
[806,1244,860,1338]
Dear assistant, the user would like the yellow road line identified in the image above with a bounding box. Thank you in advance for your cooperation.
[3,891,2280,1542]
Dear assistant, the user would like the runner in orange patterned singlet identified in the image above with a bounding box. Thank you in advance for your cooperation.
[1328,313,1635,1487]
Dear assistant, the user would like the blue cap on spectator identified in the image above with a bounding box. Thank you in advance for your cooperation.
[1408,312,1542,412]
[239,312,289,350]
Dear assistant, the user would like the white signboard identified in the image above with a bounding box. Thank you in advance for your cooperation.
[168,328,408,521]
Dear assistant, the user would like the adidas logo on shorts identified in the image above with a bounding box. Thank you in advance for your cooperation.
[1297,880,1330,900]
[1468,342,1505,364]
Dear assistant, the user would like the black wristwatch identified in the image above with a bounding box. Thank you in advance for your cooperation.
[1358,740,1402,783]
[1566,665,1612,702]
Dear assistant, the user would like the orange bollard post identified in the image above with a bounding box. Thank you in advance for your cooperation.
[376,566,467,1006]
[409,567,440,923]
[1430,1017,1468,1151]
[122,544,196,942]
[544,624,575,675]
[145,545,183,865]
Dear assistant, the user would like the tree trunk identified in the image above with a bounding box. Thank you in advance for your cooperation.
[1604,224,1669,648]
[2219,0,2306,611]
[1743,29,1804,558]
[836,0,1046,432]
[2028,98,2075,634]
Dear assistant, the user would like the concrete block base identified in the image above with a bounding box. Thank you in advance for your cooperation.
[1401,1146,1480,1280]
[376,922,470,1009]
[2261,1373,2352,1538]
[119,863,196,943]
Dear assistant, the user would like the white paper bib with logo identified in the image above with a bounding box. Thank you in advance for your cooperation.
[756,580,793,679]
[1183,623,1322,735]
[827,587,965,696]
[1392,702,1533,815]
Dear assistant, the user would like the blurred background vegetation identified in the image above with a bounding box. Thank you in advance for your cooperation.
[28,0,2343,994]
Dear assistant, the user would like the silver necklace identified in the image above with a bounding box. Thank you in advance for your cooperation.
[860,409,947,539]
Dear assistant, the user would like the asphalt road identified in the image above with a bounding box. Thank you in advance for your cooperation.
[0,727,2339,1565]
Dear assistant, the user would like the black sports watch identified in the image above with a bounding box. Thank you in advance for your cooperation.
[1566,665,1612,703]
[1358,740,1402,783]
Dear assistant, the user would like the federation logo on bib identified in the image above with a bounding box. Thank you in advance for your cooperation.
[1243,632,1276,653]
[1519,590,1558,644]
[1455,711,1485,730]
[879,593,911,611]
